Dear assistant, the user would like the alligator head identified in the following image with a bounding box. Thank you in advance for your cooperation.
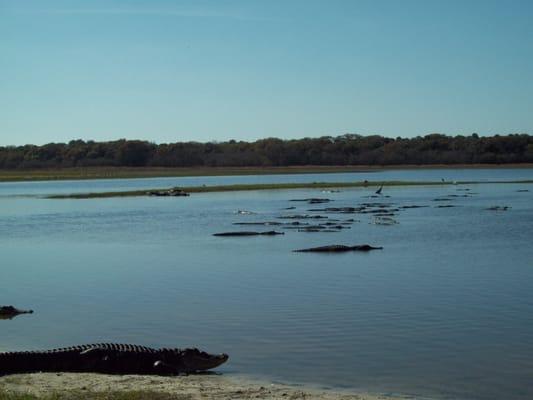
[180,348,229,372]
[156,348,228,374]
[0,306,33,320]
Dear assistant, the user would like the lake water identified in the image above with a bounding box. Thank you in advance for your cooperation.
[1,167,532,197]
[1,168,533,400]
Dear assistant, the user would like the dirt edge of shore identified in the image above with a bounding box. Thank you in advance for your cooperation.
[0,373,415,400]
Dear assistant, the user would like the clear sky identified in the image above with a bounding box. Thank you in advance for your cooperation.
[1,0,532,146]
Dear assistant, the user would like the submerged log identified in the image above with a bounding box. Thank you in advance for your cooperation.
[293,244,383,253]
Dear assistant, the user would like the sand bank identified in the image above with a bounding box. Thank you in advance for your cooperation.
[0,373,413,400]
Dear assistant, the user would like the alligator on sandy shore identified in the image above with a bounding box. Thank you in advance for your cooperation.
[0,344,228,376]
[0,306,33,320]
[294,244,383,253]
[213,231,284,236]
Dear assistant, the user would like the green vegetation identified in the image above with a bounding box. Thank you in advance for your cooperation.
[1,134,532,172]
[45,180,533,199]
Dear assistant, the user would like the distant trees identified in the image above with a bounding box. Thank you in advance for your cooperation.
[116,140,154,166]
[0,134,532,169]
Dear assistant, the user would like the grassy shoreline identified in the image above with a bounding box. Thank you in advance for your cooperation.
[1,163,533,182]
[45,180,533,199]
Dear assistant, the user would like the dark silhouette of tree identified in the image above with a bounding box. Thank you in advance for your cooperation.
[0,134,531,169]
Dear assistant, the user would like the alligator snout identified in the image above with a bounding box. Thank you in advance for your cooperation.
[209,353,229,369]
[219,353,229,363]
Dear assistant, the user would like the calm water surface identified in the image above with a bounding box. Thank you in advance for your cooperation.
[1,167,532,197]
[1,169,533,400]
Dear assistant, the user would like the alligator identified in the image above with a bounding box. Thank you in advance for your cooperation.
[307,207,365,213]
[0,344,228,376]
[360,208,400,214]
[289,198,331,204]
[294,244,383,252]
[147,188,190,197]
[486,206,510,211]
[359,203,394,208]
[277,215,328,219]
[0,306,33,320]
[291,224,348,232]
[213,231,284,236]
[232,222,283,226]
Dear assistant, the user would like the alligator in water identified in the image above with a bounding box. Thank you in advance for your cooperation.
[289,198,331,204]
[278,214,328,219]
[147,188,190,197]
[486,206,510,211]
[307,207,365,213]
[213,231,284,236]
[0,344,228,376]
[294,244,383,252]
[0,306,33,320]
[232,222,283,226]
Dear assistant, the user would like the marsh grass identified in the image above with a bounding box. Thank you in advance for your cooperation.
[44,180,533,199]
[0,166,376,182]
[1,164,531,182]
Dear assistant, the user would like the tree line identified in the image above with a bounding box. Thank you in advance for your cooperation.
[0,134,532,169]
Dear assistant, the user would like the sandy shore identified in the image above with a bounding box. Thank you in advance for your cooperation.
[0,373,411,400]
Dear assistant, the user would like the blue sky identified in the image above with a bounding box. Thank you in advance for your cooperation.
[1,0,532,145]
